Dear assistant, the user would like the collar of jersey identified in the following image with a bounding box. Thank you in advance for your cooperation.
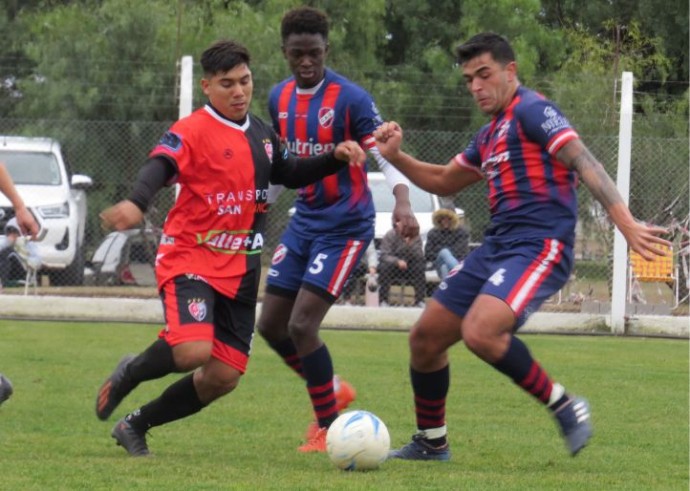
[204,104,250,131]
[295,76,326,96]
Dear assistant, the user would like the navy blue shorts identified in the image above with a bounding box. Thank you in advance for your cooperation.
[433,237,573,329]
[266,228,373,299]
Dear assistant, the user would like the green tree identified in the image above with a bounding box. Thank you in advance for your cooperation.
[540,0,688,89]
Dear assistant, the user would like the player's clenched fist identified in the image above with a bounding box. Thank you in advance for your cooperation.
[374,121,404,162]
[100,200,144,231]
[334,140,366,167]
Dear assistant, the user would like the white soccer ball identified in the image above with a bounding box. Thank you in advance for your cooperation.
[326,410,390,471]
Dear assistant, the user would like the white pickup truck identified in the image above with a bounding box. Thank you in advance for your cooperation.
[0,136,92,285]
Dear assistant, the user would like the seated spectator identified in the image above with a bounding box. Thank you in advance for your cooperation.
[425,208,469,280]
[379,227,425,307]
[0,218,41,289]
[341,241,378,306]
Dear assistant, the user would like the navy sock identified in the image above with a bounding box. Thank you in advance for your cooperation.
[411,365,449,446]
[492,336,566,407]
[301,344,337,429]
[268,337,304,377]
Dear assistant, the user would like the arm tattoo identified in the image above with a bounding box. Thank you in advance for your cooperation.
[559,141,624,211]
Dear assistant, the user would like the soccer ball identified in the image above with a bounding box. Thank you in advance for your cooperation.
[326,410,390,471]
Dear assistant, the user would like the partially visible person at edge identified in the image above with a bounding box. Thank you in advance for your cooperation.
[93,39,366,457]
[373,32,670,461]
[0,217,42,289]
[424,208,469,281]
[0,162,40,408]
[256,6,419,453]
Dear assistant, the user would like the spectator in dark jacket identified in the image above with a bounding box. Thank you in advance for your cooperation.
[379,227,426,307]
[424,208,469,280]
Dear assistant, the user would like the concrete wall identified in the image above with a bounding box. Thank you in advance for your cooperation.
[0,295,686,338]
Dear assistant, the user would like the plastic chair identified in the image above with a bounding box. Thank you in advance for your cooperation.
[628,244,677,307]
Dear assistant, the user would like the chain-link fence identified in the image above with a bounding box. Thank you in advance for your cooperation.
[0,114,686,316]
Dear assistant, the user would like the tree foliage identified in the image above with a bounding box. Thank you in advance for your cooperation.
[0,0,684,252]
[0,0,684,127]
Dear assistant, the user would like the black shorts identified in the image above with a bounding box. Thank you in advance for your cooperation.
[159,274,255,373]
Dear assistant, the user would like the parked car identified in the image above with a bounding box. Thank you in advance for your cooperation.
[288,172,464,292]
[0,136,92,285]
[367,172,463,248]
[368,171,464,291]
[84,229,159,287]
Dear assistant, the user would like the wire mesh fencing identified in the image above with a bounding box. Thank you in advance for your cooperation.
[0,116,686,316]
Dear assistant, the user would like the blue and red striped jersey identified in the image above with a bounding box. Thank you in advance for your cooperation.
[268,69,377,236]
[455,86,580,244]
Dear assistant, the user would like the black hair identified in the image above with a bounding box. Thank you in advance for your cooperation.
[200,39,251,77]
[281,6,329,42]
[455,32,515,66]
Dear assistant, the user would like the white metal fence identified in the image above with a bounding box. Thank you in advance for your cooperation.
[0,71,686,329]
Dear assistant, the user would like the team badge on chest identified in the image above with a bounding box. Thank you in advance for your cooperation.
[318,107,335,128]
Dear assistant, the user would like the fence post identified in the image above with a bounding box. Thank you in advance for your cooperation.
[178,55,193,119]
[175,55,193,200]
[610,71,633,334]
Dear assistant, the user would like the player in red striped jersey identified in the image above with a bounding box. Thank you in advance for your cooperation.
[256,6,419,453]
[374,32,670,460]
[93,39,365,456]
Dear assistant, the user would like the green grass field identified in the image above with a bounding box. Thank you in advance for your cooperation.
[0,320,687,490]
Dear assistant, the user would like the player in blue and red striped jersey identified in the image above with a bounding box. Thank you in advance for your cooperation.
[374,32,670,461]
[256,6,419,453]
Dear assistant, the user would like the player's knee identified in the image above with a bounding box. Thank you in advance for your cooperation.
[409,324,441,360]
[210,373,241,397]
[196,371,241,403]
[462,321,503,361]
[256,315,288,344]
[173,344,212,371]
[255,320,272,341]
[287,319,318,344]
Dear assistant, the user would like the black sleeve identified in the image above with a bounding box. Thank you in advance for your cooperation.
[127,156,177,212]
[269,142,348,189]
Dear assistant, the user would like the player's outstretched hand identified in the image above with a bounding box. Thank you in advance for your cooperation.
[334,141,366,167]
[100,200,144,231]
[15,207,39,239]
[374,121,403,161]
[621,220,672,261]
[393,203,419,239]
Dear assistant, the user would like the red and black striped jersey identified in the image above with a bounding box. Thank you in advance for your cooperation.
[149,105,287,303]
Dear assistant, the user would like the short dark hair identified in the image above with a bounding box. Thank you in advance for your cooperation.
[281,6,329,42]
[200,39,250,77]
[455,32,515,66]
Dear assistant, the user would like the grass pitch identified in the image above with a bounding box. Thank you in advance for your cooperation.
[0,320,687,490]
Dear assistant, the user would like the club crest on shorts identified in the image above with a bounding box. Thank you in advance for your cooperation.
[188,298,207,322]
[272,244,287,265]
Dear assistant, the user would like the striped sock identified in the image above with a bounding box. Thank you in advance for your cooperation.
[302,344,337,429]
[492,336,566,407]
[268,338,304,377]
[411,365,449,447]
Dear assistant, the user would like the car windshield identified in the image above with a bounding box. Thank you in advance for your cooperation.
[368,177,435,212]
[0,151,62,185]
